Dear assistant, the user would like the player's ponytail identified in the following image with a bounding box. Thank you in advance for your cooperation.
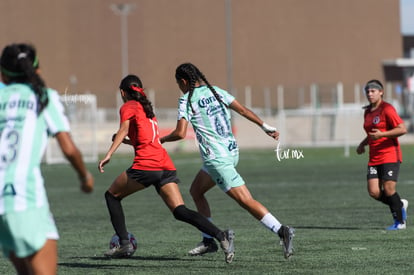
[175,63,197,114]
[119,74,155,119]
[175,63,227,114]
[197,69,228,108]
[0,43,48,114]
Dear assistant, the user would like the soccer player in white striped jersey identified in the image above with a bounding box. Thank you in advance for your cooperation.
[0,43,94,275]
[161,63,295,260]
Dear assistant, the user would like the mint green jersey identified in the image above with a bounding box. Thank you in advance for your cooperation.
[0,84,70,214]
[177,85,238,162]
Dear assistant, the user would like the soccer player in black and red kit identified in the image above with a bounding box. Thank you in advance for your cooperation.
[357,79,408,230]
[98,74,235,263]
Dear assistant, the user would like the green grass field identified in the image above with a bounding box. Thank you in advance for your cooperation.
[1,146,413,274]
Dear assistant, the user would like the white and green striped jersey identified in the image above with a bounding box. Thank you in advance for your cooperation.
[177,85,238,162]
[0,84,70,214]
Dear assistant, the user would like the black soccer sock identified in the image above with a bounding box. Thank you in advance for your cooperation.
[387,192,403,223]
[105,191,129,241]
[203,237,215,243]
[376,191,389,205]
[173,205,224,241]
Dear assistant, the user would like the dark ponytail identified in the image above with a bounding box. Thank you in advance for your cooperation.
[119,74,155,119]
[0,43,48,114]
[175,63,227,114]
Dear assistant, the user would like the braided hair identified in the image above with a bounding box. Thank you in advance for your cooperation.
[0,43,48,114]
[119,74,155,118]
[175,63,228,114]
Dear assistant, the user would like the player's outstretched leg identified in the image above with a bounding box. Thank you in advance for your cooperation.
[172,205,235,262]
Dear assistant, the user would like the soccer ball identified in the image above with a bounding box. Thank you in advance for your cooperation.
[109,232,138,256]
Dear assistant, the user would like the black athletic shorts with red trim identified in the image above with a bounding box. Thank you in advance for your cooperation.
[126,168,180,193]
[366,162,400,182]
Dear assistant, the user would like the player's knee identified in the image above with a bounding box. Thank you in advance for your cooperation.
[383,185,396,196]
[105,190,121,202]
[189,184,196,196]
[368,190,380,200]
[189,187,204,201]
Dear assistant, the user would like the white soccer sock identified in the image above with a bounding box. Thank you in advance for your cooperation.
[260,213,282,234]
[202,217,214,239]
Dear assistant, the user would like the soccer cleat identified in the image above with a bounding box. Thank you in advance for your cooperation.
[401,199,408,223]
[104,243,135,258]
[386,199,409,230]
[219,229,235,264]
[188,240,218,256]
[386,221,406,231]
[278,225,295,259]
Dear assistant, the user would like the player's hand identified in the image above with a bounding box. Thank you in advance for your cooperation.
[98,156,111,173]
[79,171,94,193]
[265,130,279,140]
[356,144,365,154]
[368,129,382,140]
[261,123,279,140]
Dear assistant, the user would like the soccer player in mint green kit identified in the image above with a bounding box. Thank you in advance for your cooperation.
[0,43,94,275]
[161,63,295,259]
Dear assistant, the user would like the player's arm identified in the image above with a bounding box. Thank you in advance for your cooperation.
[112,133,132,145]
[55,132,94,193]
[99,120,130,172]
[369,123,407,140]
[229,99,279,140]
[369,106,408,140]
[160,118,188,143]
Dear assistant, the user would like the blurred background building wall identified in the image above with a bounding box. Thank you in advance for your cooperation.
[0,0,403,109]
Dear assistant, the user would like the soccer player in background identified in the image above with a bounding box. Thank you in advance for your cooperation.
[160,62,295,259]
[357,79,408,230]
[98,74,235,263]
[0,43,94,275]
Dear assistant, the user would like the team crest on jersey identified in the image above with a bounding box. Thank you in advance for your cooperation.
[372,115,380,124]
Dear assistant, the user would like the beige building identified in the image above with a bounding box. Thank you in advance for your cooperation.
[0,0,403,109]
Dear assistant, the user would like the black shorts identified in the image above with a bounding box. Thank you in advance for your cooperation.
[366,162,400,181]
[126,168,180,193]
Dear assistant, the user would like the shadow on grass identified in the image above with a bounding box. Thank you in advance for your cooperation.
[294,225,382,230]
[58,262,135,269]
[59,255,195,269]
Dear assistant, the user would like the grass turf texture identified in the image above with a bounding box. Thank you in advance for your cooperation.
[1,146,413,274]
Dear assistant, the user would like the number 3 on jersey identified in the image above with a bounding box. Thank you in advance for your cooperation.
[0,128,20,168]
